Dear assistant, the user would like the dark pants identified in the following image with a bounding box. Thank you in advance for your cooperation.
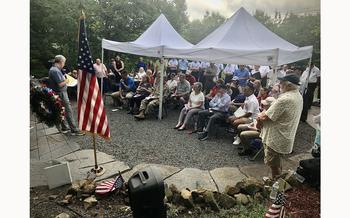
[97,77,109,94]
[129,94,148,111]
[197,110,228,134]
[261,76,267,88]
[301,83,317,121]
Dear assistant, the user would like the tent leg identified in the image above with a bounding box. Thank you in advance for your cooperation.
[158,57,165,120]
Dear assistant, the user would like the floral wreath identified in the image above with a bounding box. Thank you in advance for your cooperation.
[30,86,65,127]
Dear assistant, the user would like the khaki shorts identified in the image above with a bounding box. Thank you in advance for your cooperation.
[264,145,282,168]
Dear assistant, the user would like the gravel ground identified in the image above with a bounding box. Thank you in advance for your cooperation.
[69,100,315,170]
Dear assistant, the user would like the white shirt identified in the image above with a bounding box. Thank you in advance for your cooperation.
[223,64,238,75]
[200,61,210,69]
[259,66,270,78]
[166,79,177,92]
[168,59,178,68]
[277,69,286,78]
[300,66,320,84]
[189,61,201,70]
[135,71,147,80]
[215,63,224,75]
[93,63,107,78]
[243,94,260,119]
[267,70,278,87]
[189,91,205,109]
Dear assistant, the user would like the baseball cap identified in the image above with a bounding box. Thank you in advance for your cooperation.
[261,97,276,106]
[277,74,301,85]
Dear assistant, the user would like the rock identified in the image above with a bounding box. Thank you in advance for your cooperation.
[285,172,302,188]
[253,192,264,203]
[84,195,98,209]
[213,191,236,209]
[49,195,59,200]
[82,182,96,195]
[224,185,240,197]
[64,194,73,203]
[55,212,70,218]
[58,199,70,205]
[202,190,220,211]
[234,193,249,205]
[276,178,292,192]
[180,189,194,208]
[68,181,81,195]
[235,177,264,196]
[191,188,206,205]
[164,184,173,202]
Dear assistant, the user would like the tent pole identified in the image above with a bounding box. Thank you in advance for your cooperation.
[158,56,165,120]
[100,47,104,96]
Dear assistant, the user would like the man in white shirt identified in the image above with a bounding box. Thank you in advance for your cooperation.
[168,58,178,75]
[215,63,224,81]
[223,64,238,83]
[300,63,320,121]
[189,60,201,81]
[259,66,270,87]
[228,81,260,139]
[93,58,108,93]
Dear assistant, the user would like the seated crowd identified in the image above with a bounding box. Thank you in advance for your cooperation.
[44,55,317,180]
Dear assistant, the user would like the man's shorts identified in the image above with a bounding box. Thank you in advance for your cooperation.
[264,145,282,168]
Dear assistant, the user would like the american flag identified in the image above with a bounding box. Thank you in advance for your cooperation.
[77,12,110,138]
[95,174,124,195]
[264,192,286,218]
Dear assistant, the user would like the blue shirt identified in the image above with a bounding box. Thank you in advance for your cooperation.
[178,59,188,71]
[121,76,136,92]
[234,68,250,86]
[209,93,231,112]
[48,66,67,92]
[136,61,147,71]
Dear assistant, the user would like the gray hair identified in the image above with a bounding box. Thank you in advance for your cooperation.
[193,82,203,91]
[54,55,66,63]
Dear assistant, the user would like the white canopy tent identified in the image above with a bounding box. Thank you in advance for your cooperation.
[168,7,313,66]
[101,14,194,119]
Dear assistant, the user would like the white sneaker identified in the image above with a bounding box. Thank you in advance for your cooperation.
[232,137,241,145]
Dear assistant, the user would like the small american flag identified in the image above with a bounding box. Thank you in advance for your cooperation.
[95,174,124,195]
[77,12,110,138]
[264,192,286,218]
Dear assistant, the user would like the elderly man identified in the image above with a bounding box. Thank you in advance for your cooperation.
[134,73,170,120]
[171,73,191,107]
[257,74,303,179]
[48,55,84,136]
[197,85,231,141]
[93,58,108,93]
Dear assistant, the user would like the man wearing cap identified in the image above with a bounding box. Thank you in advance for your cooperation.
[229,81,260,143]
[48,55,85,136]
[257,73,303,179]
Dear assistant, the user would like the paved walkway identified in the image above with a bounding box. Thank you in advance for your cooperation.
[30,111,314,192]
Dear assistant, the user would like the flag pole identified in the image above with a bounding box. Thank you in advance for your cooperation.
[91,133,105,176]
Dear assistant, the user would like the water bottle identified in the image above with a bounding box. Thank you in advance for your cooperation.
[269,181,279,200]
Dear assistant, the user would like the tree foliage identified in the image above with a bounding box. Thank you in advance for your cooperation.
[30,1,320,78]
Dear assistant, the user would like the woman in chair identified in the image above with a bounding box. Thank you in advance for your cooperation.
[174,82,205,131]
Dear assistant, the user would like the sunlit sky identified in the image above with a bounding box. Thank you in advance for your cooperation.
[185,0,320,20]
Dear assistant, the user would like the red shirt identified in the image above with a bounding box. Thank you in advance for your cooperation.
[186,75,196,86]
[210,86,219,97]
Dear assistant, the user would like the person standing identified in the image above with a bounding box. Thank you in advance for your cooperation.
[48,55,84,136]
[234,65,250,87]
[300,63,320,122]
[168,58,178,75]
[189,60,201,81]
[93,58,108,93]
[223,64,238,83]
[136,57,147,71]
[259,65,270,87]
[178,59,189,74]
[257,74,303,179]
